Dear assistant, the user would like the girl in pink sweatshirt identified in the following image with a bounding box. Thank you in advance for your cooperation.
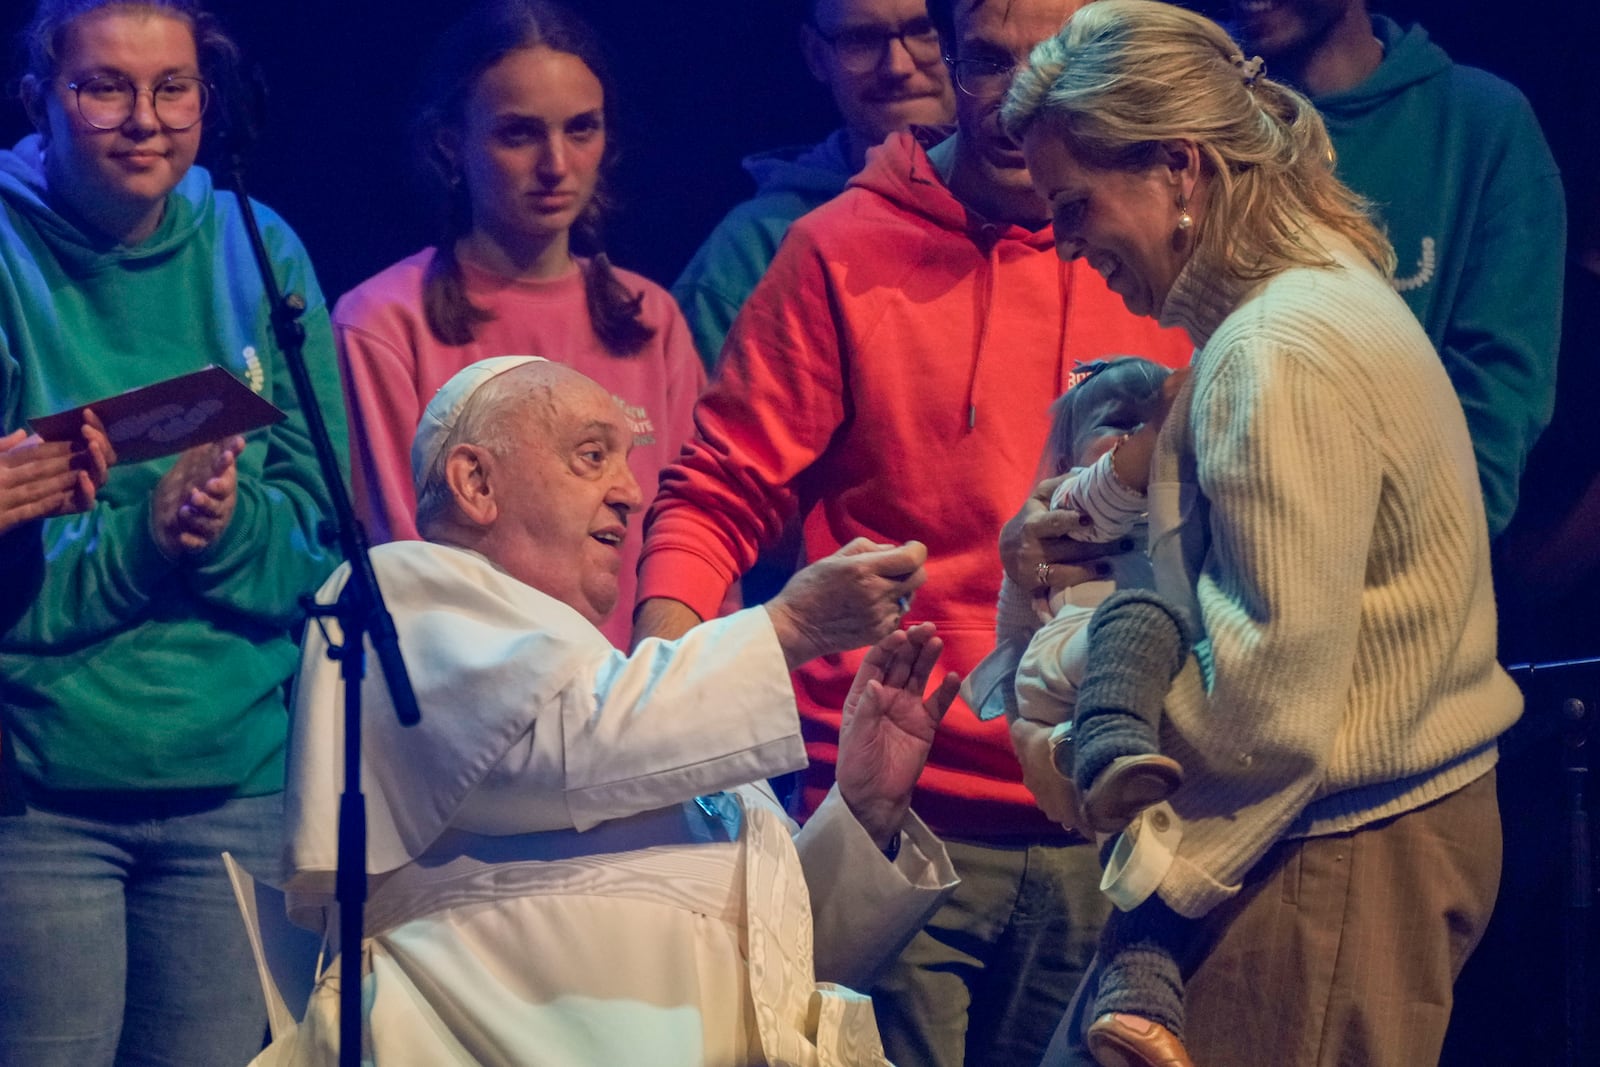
[333,0,704,648]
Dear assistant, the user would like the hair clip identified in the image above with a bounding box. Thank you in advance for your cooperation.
[1234,54,1266,88]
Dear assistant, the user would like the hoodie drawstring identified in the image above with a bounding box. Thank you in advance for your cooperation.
[966,237,1075,430]
[965,233,1001,431]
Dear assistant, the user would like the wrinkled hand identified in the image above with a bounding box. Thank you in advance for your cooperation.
[151,435,244,557]
[1009,717,1084,832]
[0,411,118,536]
[766,537,928,669]
[836,623,962,849]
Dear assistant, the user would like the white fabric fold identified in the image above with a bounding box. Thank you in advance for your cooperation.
[283,540,803,896]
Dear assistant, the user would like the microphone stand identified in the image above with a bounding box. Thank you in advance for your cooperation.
[214,77,420,1067]
[1561,694,1589,1067]
[1505,656,1598,1067]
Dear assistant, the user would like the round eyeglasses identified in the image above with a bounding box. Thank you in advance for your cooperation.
[65,75,210,132]
[813,19,943,75]
[945,56,1016,98]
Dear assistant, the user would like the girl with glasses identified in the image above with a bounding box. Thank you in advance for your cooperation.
[0,1,348,1062]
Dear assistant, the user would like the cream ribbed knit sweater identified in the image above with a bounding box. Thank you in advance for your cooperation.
[1146,231,1522,918]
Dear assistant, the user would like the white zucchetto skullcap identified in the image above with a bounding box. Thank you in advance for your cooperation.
[410,355,548,487]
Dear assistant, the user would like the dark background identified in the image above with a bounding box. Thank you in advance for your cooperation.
[3,3,1598,1064]
[1,1,1593,299]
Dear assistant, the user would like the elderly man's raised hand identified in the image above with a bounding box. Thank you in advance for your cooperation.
[765,537,928,670]
[151,435,245,557]
[836,623,961,849]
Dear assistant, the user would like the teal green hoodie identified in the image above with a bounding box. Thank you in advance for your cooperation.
[0,135,347,797]
[672,129,855,370]
[1314,17,1564,537]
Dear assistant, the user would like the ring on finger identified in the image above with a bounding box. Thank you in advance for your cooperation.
[1036,561,1052,591]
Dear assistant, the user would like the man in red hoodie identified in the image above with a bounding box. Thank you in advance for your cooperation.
[634,1,1192,1063]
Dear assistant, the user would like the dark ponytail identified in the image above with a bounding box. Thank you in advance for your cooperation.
[571,204,653,355]
[419,173,494,346]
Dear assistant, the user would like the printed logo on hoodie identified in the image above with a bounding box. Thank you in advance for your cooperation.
[1393,236,1437,294]
[241,346,267,393]
[615,394,656,446]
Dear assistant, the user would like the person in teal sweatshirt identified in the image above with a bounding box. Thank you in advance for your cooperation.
[673,132,859,373]
[672,0,954,372]
[0,415,113,535]
[0,2,346,1064]
[1227,0,1564,539]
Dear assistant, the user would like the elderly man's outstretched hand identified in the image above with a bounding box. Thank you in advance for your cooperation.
[836,623,961,850]
[765,537,928,670]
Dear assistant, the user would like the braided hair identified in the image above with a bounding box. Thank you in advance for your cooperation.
[414,0,655,354]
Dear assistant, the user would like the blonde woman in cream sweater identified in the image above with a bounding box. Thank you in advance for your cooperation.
[997,4,1522,1066]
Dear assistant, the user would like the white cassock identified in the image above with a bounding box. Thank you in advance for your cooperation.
[252,540,956,1067]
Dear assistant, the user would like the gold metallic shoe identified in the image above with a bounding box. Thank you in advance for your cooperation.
[1086,1012,1197,1067]
[1081,754,1184,835]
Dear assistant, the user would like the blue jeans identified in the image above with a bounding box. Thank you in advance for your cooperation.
[0,789,280,1066]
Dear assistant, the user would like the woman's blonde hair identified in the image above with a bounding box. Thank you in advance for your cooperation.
[1002,0,1393,282]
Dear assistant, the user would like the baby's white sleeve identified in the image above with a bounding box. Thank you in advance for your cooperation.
[1049,454,1145,545]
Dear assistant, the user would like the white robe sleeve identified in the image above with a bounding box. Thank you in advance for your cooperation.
[455,611,802,835]
[793,786,958,991]
[285,542,806,889]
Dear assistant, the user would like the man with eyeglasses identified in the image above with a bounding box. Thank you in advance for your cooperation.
[672,0,954,372]
[637,1,1193,1065]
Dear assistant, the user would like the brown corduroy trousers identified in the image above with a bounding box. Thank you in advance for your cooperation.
[1045,769,1502,1066]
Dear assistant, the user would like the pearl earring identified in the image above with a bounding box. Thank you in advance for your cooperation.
[1176,193,1193,232]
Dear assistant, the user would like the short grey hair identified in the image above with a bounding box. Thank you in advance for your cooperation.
[412,371,538,538]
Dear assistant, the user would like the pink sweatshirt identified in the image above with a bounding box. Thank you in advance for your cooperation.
[334,249,705,648]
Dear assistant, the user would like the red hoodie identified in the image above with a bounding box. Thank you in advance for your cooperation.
[640,130,1192,838]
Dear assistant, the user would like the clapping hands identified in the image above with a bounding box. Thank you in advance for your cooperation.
[0,410,116,536]
[151,435,245,557]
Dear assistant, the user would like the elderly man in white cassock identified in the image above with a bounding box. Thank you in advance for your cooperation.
[257,355,961,1066]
